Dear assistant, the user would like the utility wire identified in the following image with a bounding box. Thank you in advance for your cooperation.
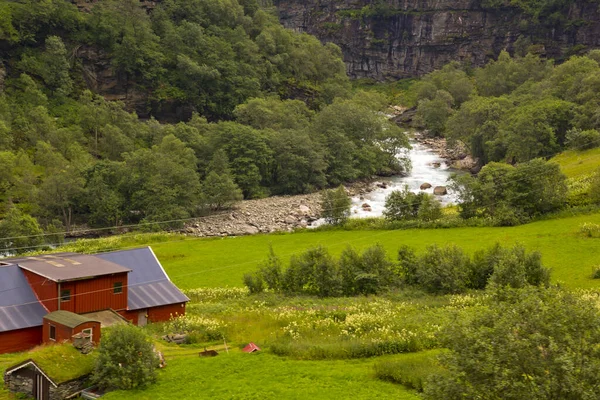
[0,228,397,310]
[1,138,599,252]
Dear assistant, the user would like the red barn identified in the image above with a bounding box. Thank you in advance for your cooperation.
[0,247,189,354]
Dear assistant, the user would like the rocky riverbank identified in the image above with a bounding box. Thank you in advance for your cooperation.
[182,180,376,237]
[414,134,479,173]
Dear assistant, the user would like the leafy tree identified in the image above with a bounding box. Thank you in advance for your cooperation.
[488,245,550,289]
[510,158,568,216]
[208,122,272,198]
[320,185,351,225]
[0,206,44,255]
[565,128,600,150]
[383,187,424,221]
[450,159,567,221]
[121,135,201,226]
[289,246,340,297]
[415,90,453,137]
[93,324,159,390]
[384,186,442,222]
[475,51,551,97]
[84,161,126,228]
[400,244,471,294]
[446,96,513,164]
[268,129,327,195]
[257,247,283,292]
[201,150,243,210]
[234,97,314,130]
[425,287,600,400]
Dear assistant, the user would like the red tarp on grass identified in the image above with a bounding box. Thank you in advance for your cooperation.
[242,342,260,353]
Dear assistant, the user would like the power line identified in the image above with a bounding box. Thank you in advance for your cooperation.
[0,229,397,310]
[1,140,598,253]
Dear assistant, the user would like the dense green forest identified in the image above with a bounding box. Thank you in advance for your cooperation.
[412,51,600,164]
[0,0,408,248]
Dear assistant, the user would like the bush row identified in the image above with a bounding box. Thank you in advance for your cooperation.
[243,243,550,296]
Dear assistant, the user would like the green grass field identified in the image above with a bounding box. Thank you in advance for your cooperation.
[152,212,600,289]
[103,348,420,400]
[3,200,600,399]
[551,147,600,178]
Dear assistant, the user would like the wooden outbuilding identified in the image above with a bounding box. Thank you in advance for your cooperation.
[0,247,189,354]
[42,311,101,345]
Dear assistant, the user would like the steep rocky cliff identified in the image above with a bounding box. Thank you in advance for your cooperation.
[274,0,600,79]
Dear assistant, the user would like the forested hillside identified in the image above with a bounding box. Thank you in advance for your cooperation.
[0,0,409,251]
[411,51,600,165]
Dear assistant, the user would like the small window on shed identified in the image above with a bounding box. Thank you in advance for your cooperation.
[49,325,56,341]
[113,282,123,294]
[60,289,71,302]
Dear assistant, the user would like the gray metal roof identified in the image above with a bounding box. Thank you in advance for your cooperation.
[0,264,47,332]
[17,254,131,282]
[98,247,189,311]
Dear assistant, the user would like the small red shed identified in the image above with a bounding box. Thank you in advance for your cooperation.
[242,342,261,353]
[42,311,100,345]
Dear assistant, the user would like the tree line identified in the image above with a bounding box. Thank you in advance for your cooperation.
[243,242,550,296]
[412,51,600,164]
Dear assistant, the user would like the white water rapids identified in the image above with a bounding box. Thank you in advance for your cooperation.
[349,139,461,219]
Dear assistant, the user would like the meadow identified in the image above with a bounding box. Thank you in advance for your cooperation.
[150,212,600,289]
[2,207,600,399]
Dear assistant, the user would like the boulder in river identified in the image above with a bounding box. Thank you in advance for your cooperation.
[432,162,441,168]
[433,186,447,196]
[420,183,432,190]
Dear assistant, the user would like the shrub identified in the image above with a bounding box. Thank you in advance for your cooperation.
[374,351,446,392]
[417,195,443,221]
[425,287,600,400]
[411,244,471,294]
[488,245,550,289]
[92,325,159,390]
[579,222,600,238]
[288,246,340,297]
[320,185,351,225]
[243,272,265,294]
[590,170,600,204]
[592,267,600,279]
[384,186,442,222]
[469,243,504,290]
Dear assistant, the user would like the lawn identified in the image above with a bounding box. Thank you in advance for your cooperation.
[103,348,420,400]
[151,212,600,289]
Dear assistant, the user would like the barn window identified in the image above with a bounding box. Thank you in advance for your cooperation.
[49,325,56,341]
[113,282,123,294]
[60,289,71,302]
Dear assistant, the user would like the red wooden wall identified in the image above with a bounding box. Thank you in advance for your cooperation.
[22,270,57,312]
[60,273,128,314]
[22,271,128,314]
[118,309,139,325]
[147,303,186,323]
[42,320,101,344]
[118,303,186,326]
[0,327,43,354]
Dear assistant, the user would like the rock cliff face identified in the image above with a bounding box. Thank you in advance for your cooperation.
[274,0,600,79]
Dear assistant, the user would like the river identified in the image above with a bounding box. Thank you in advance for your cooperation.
[349,139,461,218]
